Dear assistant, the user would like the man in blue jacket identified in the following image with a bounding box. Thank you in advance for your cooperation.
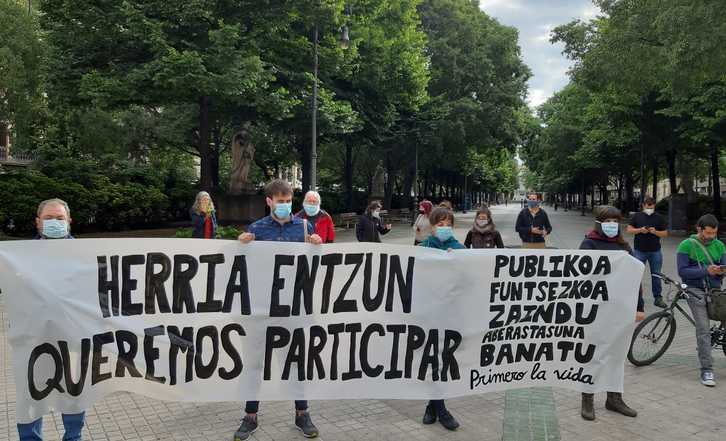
[18,198,86,440]
[235,180,322,440]
[677,214,726,387]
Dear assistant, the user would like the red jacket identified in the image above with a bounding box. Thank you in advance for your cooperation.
[295,209,336,243]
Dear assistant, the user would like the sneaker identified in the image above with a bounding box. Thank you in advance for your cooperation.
[233,415,258,441]
[654,297,667,308]
[422,404,437,425]
[295,412,319,438]
[438,410,460,431]
[701,371,716,387]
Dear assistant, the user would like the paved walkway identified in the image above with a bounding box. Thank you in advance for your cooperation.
[1,205,724,441]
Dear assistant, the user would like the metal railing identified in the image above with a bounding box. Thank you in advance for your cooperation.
[0,147,34,165]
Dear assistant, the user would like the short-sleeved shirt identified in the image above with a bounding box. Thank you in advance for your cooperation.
[629,212,667,252]
[247,215,313,242]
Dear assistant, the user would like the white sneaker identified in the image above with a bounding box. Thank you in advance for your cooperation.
[701,371,716,387]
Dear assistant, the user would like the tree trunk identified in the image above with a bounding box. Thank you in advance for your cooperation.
[712,144,722,219]
[666,148,677,195]
[651,158,658,200]
[402,161,415,212]
[344,143,354,211]
[625,171,635,215]
[211,125,222,189]
[198,96,214,191]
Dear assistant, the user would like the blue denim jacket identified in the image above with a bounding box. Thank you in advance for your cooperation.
[248,215,313,242]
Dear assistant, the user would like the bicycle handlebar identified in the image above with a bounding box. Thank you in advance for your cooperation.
[652,273,704,301]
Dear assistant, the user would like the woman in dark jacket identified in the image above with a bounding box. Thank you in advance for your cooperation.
[465,206,504,249]
[191,191,218,239]
[578,205,643,421]
[356,201,392,242]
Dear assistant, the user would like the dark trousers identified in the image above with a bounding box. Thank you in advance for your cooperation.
[428,399,446,413]
[245,401,308,414]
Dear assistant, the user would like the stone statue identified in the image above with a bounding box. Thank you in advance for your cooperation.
[371,164,386,199]
[228,127,255,194]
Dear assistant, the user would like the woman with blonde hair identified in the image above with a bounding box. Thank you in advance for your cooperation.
[191,191,217,239]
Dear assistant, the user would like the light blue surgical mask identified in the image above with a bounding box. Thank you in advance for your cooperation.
[303,203,320,217]
[527,200,540,209]
[273,202,292,219]
[435,226,454,242]
[599,221,619,238]
[42,219,69,239]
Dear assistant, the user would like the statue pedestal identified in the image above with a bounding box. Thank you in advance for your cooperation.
[215,192,266,224]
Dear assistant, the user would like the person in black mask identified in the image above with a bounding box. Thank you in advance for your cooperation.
[515,192,552,249]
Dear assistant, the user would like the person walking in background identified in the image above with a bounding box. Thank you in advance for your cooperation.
[676,214,726,387]
[190,191,217,239]
[627,196,668,308]
[515,192,552,249]
[296,190,335,243]
[356,201,392,242]
[18,198,86,441]
[418,206,464,431]
[236,179,321,440]
[578,205,642,421]
[465,206,504,249]
[413,199,433,245]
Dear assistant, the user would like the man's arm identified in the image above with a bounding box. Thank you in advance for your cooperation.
[542,211,553,235]
[677,252,708,280]
[355,217,365,241]
[514,212,530,235]
[326,215,336,243]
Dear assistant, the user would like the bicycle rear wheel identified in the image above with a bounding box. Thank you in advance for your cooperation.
[628,311,677,366]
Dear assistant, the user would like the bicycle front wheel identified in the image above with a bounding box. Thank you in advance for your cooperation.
[628,311,677,366]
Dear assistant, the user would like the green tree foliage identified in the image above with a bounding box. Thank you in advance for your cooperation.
[0,0,46,150]
[524,0,726,217]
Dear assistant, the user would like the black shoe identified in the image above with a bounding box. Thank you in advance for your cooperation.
[295,412,319,438]
[233,415,258,441]
[438,410,460,431]
[605,392,637,417]
[422,404,437,425]
[654,298,667,308]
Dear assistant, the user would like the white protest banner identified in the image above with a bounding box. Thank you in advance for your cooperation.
[0,239,643,423]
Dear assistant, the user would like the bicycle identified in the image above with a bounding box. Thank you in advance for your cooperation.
[627,272,726,366]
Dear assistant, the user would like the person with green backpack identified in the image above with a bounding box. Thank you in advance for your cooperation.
[676,214,726,387]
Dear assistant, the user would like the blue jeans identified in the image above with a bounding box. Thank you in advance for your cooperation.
[633,249,663,299]
[18,412,85,441]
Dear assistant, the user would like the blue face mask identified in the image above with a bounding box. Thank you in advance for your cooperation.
[435,226,454,242]
[273,202,292,219]
[42,219,69,239]
[303,203,320,217]
[527,200,540,209]
[600,221,619,238]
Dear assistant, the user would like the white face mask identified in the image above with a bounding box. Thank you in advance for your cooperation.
[476,219,489,227]
[372,210,380,219]
[643,208,654,215]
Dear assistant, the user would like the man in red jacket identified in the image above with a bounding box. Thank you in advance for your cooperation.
[295,190,336,243]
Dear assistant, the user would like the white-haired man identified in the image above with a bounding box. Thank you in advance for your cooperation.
[18,199,86,439]
[295,190,336,243]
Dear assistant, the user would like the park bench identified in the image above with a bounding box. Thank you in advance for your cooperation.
[338,212,357,229]
[394,208,411,223]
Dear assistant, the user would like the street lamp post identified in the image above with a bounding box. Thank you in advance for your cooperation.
[310,20,350,191]
[311,24,319,191]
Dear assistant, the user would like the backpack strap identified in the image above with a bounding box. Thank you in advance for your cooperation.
[689,238,717,289]
[690,238,716,265]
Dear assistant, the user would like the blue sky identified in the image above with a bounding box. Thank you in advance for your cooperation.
[479,0,600,108]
